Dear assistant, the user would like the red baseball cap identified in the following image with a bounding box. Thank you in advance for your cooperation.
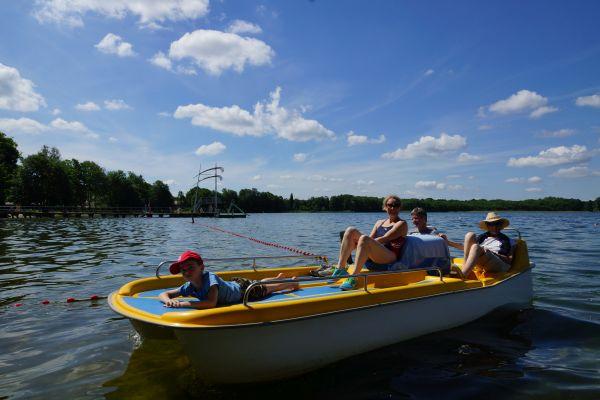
[169,250,204,274]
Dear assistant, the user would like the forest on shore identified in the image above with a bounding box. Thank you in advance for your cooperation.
[1,133,598,213]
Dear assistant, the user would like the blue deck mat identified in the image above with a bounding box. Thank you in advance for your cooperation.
[126,284,343,316]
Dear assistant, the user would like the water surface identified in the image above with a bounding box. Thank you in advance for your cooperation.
[1,212,599,399]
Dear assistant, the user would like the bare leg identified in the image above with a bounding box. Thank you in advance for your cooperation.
[347,235,397,275]
[262,274,299,293]
[337,227,362,269]
[461,243,485,276]
[463,232,477,260]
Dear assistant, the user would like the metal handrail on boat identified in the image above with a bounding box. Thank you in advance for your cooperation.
[155,254,329,278]
[241,267,445,307]
[504,227,522,239]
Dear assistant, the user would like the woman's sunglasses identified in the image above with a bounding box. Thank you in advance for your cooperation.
[486,220,502,227]
[386,202,400,208]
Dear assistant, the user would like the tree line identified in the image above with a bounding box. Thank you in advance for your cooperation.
[1,132,598,212]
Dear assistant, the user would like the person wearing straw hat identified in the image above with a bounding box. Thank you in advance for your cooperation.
[459,212,513,277]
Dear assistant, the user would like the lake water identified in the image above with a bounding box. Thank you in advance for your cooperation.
[1,212,599,399]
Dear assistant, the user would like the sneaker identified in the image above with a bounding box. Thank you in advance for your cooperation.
[312,267,349,278]
[331,268,349,278]
[340,277,357,291]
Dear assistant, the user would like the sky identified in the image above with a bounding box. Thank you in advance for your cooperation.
[0,0,599,200]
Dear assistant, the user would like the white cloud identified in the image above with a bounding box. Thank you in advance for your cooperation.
[306,175,343,182]
[530,106,558,119]
[176,65,197,75]
[525,187,542,192]
[415,181,443,189]
[575,94,600,108]
[0,62,46,112]
[108,136,118,142]
[149,51,173,71]
[33,0,210,28]
[293,153,307,162]
[355,179,375,185]
[477,106,487,118]
[508,145,595,167]
[539,129,575,138]
[195,141,226,156]
[424,69,434,76]
[457,152,482,163]
[95,33,135,57]
[279,174,293,179]
[0,116,102,139]
[252,174,261,180]
[382,133,466,160]
[0,117,48,134]
[168,29,274,75]
[478,124,492,131]
[50,118,98,139]
[414,180,462,191]
[447,174,461,179]
[104,99,132,110]
[174,87,335,142]
[346,131,385,146]
[489,90,548,115]
[51,108,61,115]
[506,177,525,184]
[551,166,600,178]
[227,20,263,35]
[528,176,542,183]
[75,101,100,111]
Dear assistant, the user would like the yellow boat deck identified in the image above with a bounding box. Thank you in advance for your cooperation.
[109,239,531,329]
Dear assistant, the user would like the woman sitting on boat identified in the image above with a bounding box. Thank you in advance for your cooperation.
[459,212,513,277]
[334,195,408,290]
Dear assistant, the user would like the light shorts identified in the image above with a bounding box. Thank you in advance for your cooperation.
[483,249,511,273]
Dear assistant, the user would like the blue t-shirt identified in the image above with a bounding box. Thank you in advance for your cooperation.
[179,271,242,305]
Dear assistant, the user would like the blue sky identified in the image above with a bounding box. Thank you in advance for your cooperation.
[1,1,599,200]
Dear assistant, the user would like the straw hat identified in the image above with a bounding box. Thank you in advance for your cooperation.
[478,212,510,230]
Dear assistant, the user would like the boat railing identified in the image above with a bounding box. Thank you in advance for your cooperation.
[504,227,522,239]
[241,267,445,307]
[155,254,329,278]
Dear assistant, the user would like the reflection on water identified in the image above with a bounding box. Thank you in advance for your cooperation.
[102,308,600,399]
[1,212,599,399]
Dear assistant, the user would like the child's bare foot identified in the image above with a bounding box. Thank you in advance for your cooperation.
[290,276,300,291]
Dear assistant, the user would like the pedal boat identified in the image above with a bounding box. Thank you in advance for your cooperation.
[108,239,533,384]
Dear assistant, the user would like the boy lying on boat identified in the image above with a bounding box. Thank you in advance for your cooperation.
[159,251,300,309]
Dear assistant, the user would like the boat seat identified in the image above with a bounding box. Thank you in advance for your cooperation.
[507,239,530,273]
[348,270,427,289]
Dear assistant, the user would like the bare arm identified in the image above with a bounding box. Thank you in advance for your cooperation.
[369,219,384,239]
[438,233,464,250]
[159,288,181,307]
[376,220,407,244]
[162,286,219,309]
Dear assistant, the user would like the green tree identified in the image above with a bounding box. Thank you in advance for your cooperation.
[0,132,20,205]
[80,161,107,206]
[127,172,151,206]
[149,180,174,208]
[13,146,72,206]
[106,170,139,207]
[185,187,213,210]
[176,191,186,208]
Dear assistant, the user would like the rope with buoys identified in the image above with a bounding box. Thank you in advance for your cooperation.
[197,223,327,262]
[11,295,106,308]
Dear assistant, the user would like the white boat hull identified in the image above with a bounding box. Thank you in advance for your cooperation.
[174,269,533,383]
